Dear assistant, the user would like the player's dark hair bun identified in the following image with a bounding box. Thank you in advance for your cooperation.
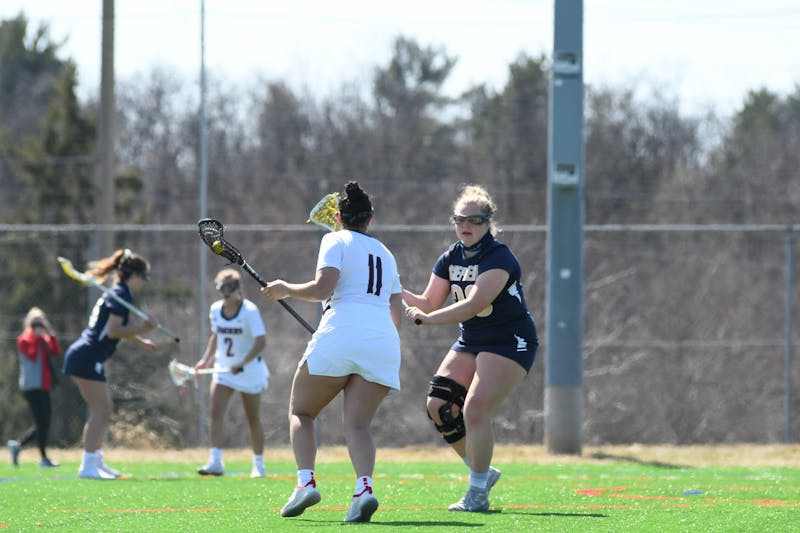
[339,180,373,227]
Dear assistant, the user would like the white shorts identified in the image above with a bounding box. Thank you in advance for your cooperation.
[300,323,401,392]
[213,358,270,395]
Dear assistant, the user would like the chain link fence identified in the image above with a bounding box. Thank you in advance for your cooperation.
[0,223,796,449]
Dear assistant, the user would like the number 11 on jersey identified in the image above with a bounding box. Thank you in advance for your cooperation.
[367,253,382,296]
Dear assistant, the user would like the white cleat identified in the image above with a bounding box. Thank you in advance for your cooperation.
[98,460,122,478]
[448,486,490,512]
[344,488,379,523]
[78,463,118,480]
[280,482,321,517]
[197,460,225,476]
[250,463,266,478]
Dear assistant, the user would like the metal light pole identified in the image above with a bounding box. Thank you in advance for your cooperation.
[545,0,584,455]
[96,0,115,256]
[197,0,209,446]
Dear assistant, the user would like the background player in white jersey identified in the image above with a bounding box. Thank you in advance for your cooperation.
[194,268,269,478]
[261,181,403,523]
[404,184,539,512]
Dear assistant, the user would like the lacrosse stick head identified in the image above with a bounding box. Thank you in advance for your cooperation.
[198,218,243,265]
[307,193,342,232]
[168,359,195,387]
[57,256,90,286]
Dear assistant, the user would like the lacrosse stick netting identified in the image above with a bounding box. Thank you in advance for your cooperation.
[168,360,229,387]
[197,218,316,333]
[307,193,342,232]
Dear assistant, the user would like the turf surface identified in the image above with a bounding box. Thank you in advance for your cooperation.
[2,450,799,531]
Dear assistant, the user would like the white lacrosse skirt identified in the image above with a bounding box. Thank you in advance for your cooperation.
[215,358,270,394]
[300,302,401,392]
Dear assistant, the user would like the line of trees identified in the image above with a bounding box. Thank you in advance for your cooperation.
[1,13,798,447]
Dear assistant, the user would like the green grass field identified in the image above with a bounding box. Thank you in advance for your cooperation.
[2,446,799,532]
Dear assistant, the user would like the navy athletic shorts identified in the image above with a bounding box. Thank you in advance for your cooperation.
[63,339,109,382]
[452,314,539,373]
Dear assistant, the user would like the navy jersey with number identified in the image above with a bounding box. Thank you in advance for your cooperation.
[433,233,534,340]
[63,282,133,381]
[431,232,538,371]
[77,283,131,361]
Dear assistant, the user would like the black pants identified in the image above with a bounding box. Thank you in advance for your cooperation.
[19,389,52,458]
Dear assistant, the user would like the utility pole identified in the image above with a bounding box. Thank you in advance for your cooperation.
[95,0,115,256]
[545,0,584,455]
[197,0,209,447]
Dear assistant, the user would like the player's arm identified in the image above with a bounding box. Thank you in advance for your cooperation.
[411,268,509,326]
[126,334,157,352]
[390,293,404,329]
[230,334,266,374]
[106,313,156,339]
[195,333,218,370]
[402,272,450,312]
[262,267,339,302]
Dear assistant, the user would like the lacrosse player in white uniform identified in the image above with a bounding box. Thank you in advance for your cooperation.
[261,181,403,523]
[194,268,270,478]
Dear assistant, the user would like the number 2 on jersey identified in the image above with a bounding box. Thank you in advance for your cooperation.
[367,254,383,296]
[222,337,234,357]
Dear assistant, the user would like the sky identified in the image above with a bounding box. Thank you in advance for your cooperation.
[2,0,799,116]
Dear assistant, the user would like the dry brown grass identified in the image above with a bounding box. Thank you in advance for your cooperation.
[52,443,800,468]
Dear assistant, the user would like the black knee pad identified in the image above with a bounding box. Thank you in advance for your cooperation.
[427,375,467,443]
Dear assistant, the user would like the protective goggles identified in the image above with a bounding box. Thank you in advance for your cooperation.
[216,279,240,292]
[451,214,491,225]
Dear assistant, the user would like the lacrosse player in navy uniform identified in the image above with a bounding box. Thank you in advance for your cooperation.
[62,249,159,479]
[261,181,404,523]
[404,184,539,512]
[194,268,269,478]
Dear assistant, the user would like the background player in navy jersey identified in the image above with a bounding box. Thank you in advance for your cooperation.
[194,268,269,478]
[261,181,403,523]
[403,184,539,512]
[62,249,159,479]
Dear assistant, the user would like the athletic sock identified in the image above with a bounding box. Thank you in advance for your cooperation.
[253,454,264,468]
[354,475,373,495]
[210,447,222,463]
[469,470,489,490]
[82,450,99,465]
[298,469,315,487]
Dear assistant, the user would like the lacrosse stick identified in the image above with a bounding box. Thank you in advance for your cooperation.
[307,192,342,232]
[57,256,180,342]
[168,359,229,387]
[197,218,316,333]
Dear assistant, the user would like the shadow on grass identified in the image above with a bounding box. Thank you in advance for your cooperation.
[589,452,689,469]
[294,518,485,527]
[294,509,608,527]
[504,511,608,518]
[373,521,485,527]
